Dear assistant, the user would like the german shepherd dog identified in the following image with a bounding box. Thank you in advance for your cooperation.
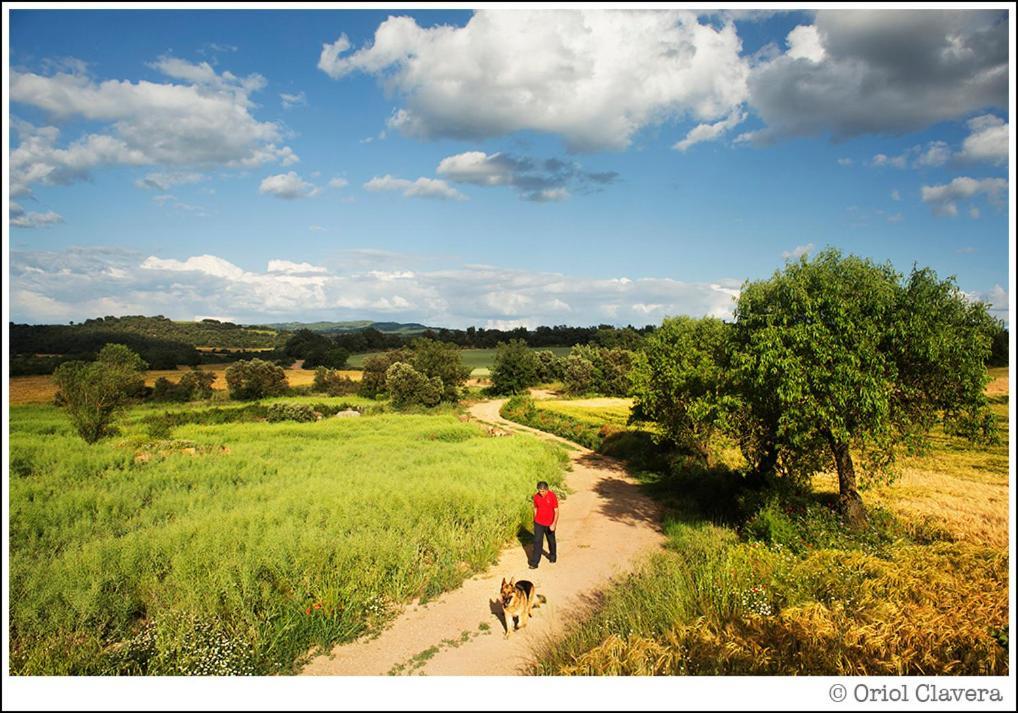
[499,577,546,638]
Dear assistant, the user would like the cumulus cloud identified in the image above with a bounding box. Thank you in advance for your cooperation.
[9,58,296,197]
[259,172,320,199]
[747,10,1007,142]
[364,175,466,201]
[328,177,349,189]
[436,151,617,201]
[920,176,1007,217]
[870,140,954,170]
[319,10,749,151]
[958,114,1008,165]
[10,201,64,229]
[9,247,747,327]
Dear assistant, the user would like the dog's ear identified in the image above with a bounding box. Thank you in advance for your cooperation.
[509,577,515,585]
[501,577,506,586]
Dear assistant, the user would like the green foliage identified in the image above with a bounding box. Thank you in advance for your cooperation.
[285,328,350,369]
[9,404,565,674]
[490,339,540,394]
[501,395,604,450]
[987,324,1008,367]
[563,345,635,396]
[153,368,216,402]
[410,338,470,402]
[311,367,359,396]
[534,350,565,382]
[630,317,737,466]
[731,249,998,520]
[385,362,443,409]
[266,403,318,423]
[358,348,413,398]
[52,344,148,443]
[224,359,288,400]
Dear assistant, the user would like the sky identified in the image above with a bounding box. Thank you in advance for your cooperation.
[6,7,1012,328]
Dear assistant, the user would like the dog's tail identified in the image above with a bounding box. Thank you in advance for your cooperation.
[535,594,547,607]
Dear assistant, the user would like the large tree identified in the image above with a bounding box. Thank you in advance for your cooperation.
[732,249,997,526]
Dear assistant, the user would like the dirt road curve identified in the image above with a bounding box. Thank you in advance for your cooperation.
[301,396,664,676]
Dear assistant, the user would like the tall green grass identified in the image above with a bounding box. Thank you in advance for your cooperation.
[9,402,566,675]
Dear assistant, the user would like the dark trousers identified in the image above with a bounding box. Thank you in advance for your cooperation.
[529,522,557,566]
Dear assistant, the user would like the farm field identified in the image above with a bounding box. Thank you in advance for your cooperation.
[513,368,1011,675]
[8,397,567,674]
[7,365,364,406]
[346,346,573,376]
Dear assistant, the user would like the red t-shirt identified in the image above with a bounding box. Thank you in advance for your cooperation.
[533,490,559,526]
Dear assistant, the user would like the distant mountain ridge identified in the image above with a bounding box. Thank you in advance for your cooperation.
[256,320,434,334]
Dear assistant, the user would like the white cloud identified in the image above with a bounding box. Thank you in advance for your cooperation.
[748,10,1007,142]
[10,201,64,229]
[9,59,296,198]
[319,10,749,151]
[259,172,320,199]
[328,177,349,189]
[891,189,901,201]
[135,171,205,191]
[915,141,951,167]
[920,176,1007,217]
[280,91,307,109]
[782,242,814,259]
[364,175,466,201]
[785,24,826,62]
[958,114,1008,165]
[10,247,749,327]
[870,140,954,169]
[837,158,853,167]
[309,225,327,232]
[673,110,746,152]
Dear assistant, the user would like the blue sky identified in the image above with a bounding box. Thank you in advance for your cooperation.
[7,8,1011,328]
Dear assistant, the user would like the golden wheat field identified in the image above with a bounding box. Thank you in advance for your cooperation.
[7,365,363,405]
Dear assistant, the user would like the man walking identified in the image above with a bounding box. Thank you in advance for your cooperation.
[529,480,558,569]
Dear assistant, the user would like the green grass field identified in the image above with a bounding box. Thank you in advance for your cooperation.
[346,346,573,376]
[8,398,567,675]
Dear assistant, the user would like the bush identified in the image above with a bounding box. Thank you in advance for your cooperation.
[562,354,598,395]
[385,362,443,409]
[266,403,318,423]
[153,369,216,402]
[490,339,539,394]
[358,349,413,398]
[535,350,565,382]
[224,359,288,400]
[411,339,470,402]
[52,344,148,443]
[312,367,359,396]
[302,347,350,370]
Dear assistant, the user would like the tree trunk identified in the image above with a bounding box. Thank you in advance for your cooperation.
[828,435,867,528]
[745,441,778,489]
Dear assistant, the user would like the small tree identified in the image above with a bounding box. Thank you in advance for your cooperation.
[358,348,413,398]
[562,353,598,395]
[312,367,358,396]
[534,350,564,383]
[224,358,288,400]
[490,339,539,394]
[630,316,735,467]
[178,368,216,400]
[52,343,148,443]
[733,249,997,526]
[385,362,443,409]
[411,338,470,402]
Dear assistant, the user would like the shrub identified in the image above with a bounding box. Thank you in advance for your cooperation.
[562,354,598,395]
[266,403,318,423]
[178,368,216,400]
[358,348,413,398]
[224,359,288,400]
[52,344,148,443]
[312,367,359,396]
[490,339,539,394]
[535,350,565,382]
[385,362,443,409]
[410,339,470,402]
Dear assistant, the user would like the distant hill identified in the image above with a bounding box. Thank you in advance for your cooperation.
[258,320,433,335]
[10,315,280,352]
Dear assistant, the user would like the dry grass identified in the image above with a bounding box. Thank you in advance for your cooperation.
[8,366,363,405]
[812,367,1009,548]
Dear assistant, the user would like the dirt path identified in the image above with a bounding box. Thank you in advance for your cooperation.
[301,396,665,676]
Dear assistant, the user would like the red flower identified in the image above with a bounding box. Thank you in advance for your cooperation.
[313,602,322,610]
[305,607,312,615]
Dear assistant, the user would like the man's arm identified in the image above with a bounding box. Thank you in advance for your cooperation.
[550,500,559,531]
